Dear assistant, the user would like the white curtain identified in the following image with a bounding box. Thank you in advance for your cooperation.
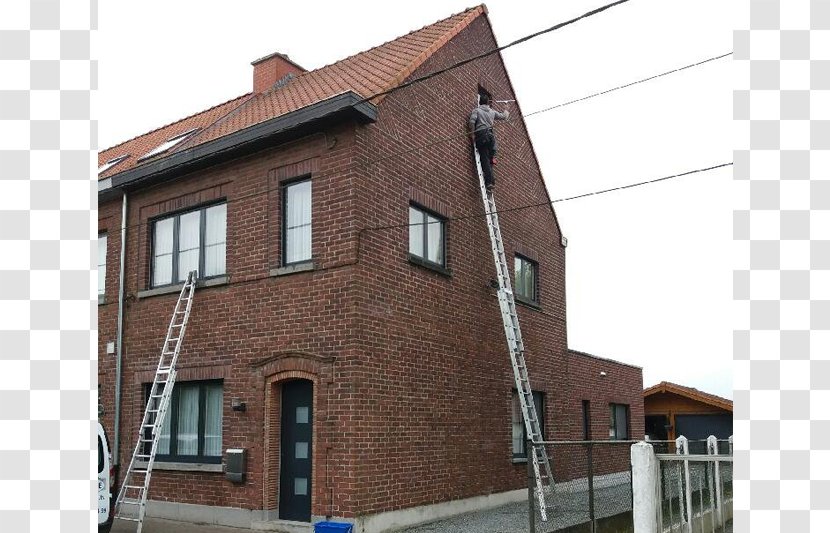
[204,204,226,277]
[98,234,107,295]
[177,211,201,281]
[157,401,171,455]
[426,213,442,264]
[203,384,223,457]
[285,181,312,263]
[408,207,423,257]
[153,218,174,286]
[511,394,524,455]
[176,386,199,455]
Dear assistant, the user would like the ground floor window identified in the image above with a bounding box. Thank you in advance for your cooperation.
[512,390,544,459]
[609,403,630,440]
[145,380,223,463]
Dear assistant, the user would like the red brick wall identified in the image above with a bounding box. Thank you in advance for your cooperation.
[560,351,644,479]
[97,14,641,522]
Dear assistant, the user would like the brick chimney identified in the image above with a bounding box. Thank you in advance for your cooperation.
[251,52,306,93]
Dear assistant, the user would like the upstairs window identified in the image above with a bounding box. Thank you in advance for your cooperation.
[283,179,312,265]
[609,403,630,440]
[512,390,544,460]
[408,205,445,267]
[151,203,226,287]
[514,254,538,304]
[138,129,198,162]
[98,233,107,298]
[98,155,129,175]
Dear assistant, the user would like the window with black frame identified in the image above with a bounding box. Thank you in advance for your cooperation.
[408,204,445,268]
[609,403,630,440]
[98,233,107,298]
[514,254,538,304]
[150,203,226,287]
[144,380,223,463]
[282,179,312,266]
[512,390,544,460]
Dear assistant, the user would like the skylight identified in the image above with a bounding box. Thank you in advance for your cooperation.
[98,155,130,175]
[137,129,199,161]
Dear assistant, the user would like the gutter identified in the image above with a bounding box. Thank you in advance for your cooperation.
[114,191,127,465]
[99,91,376,195]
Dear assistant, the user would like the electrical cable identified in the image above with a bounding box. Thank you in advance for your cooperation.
[359,162,732,232]
[99,4,728,240]
[523,52,732,118]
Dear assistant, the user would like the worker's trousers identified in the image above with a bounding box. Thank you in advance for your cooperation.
[475,129,497,187]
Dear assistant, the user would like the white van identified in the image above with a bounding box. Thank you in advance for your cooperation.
[98,422,114,532]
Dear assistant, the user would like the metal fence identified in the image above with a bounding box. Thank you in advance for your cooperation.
[530,440,636,533]
[656,437,733,533]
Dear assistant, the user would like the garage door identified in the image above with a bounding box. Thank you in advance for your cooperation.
[675,414,733,453]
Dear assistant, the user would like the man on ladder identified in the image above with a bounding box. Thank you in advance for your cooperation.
[468,96,554,522]
[468,93,510,190]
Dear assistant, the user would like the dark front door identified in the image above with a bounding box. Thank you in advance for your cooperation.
[279,380,313,522]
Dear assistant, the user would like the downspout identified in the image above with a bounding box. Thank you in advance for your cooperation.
[114,190,127,465]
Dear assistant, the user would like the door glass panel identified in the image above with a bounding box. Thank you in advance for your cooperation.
[295,442,308,459]
[296,406,309,424]
[294,477,308,495]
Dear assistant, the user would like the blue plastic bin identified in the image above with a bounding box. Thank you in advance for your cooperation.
[314,522,353,533]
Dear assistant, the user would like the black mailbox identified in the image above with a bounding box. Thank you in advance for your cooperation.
[225,448,246,483]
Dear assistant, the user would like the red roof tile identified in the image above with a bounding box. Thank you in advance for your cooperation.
[99,5,486,180]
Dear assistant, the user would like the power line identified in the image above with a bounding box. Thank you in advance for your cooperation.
[523,51,732,118]
[358,0,632,104]
[360,162,732,233]
[100,2,726,239]
[550,162,731,203]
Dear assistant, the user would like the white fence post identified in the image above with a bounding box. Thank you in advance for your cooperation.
[631,441,660,533]
[707,435,723,527]
[675,436,692,532]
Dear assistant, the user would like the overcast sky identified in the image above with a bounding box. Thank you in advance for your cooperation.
[99,0,732,399]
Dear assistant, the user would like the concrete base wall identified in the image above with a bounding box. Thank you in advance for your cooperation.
[138,488,527,532]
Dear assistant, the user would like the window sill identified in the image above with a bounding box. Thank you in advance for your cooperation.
[408,254,452,277]
[136,460,223,473]
[137,276,229,299]
[270,261,315,277]
[98,294,106,306]
[515,297,542,311]
[512,457,528,464]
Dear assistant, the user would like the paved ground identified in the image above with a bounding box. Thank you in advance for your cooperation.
[400,481,632,533]
[110,517,252,533]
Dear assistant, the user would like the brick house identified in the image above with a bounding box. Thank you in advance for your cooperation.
[97,6,643,531]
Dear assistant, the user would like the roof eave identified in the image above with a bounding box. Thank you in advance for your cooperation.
[99,91,376,195]
[643,382,733,412]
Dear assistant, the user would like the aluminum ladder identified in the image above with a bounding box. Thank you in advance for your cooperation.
[472,143,555,521]
[114,271,197,533]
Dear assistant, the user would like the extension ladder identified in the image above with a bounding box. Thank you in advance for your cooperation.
[472,144,555,521]
[114,271,197,533]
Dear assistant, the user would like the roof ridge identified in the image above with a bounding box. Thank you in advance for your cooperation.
[100,92,252,154]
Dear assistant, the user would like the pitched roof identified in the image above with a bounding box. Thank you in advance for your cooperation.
[98,5,487,180]
[643,381,733,412]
